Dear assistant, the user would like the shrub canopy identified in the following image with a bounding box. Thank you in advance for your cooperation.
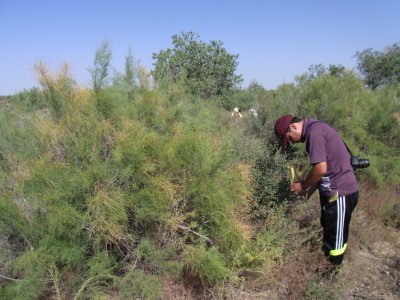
[151,31,243,98]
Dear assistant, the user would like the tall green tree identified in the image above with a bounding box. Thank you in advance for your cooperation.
[355,42,400,89]
[306,63,346,80]
[124,47,138,90]
[151,31,243,98]
[111,47,140,96]
[89,40,112,92]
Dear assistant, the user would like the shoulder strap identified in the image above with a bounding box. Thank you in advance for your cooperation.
[342,141,353,156]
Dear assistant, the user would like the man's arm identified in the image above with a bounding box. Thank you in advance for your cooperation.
[290,162,327,196]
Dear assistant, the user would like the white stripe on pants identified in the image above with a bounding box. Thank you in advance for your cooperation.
[336,196,346,250]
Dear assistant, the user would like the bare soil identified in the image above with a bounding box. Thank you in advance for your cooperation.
[341,211,400,299]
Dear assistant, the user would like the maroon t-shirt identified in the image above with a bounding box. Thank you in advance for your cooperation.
[302,118,359,197]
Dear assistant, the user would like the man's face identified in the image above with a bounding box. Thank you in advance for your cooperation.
[286,123,302,145]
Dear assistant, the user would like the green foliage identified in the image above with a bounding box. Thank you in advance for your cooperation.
[11,88,46,111]
[164,127,248,252]
[7,250,51,299]
[123,47,138,90]
[94,88,120,119]
[381,196,400,229]
[152,31,243,98]
[111,47,140,98]
[367,86,400,149]
[0,275,47,300]
[305,281,333,300]
[298,71,367,131]
[134,238,170,275]
[355,41,400,89]
[256,83,301,136]
[0,61,255,297]
[184,245,230,285]
[89,39,112,92]
[74,251,117,298]
[118,269,161,300]
[221,88,258,111]
[0,196,29,238]
[254,204,295,262]
[305,63,347,80]
[252,145,299,218]
[87,251,116,278]
[232,204,297,270]
[132,188,169,224]
[2,40,400,298]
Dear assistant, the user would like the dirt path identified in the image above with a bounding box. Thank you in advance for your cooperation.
[238,202,400,300]
[341,216,400,299]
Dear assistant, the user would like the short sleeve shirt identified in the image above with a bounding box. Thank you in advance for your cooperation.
[302,118,359,197]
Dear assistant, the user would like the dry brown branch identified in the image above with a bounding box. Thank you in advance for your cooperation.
[175,224,213,245]
[48,268,62,300]
[0,273,22,282]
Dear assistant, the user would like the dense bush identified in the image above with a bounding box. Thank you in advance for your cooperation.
[355,41,400,89]
[1,48,399,298]
[152,31,243,98]
[0,63,254,298]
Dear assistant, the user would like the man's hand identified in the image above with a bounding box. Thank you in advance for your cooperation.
[290,181,316,198]
[289,162,327,197]
[290,182,303,195]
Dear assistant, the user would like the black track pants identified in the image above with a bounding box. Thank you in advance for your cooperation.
[320,191,359,264]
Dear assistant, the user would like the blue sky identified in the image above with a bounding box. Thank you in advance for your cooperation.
[1,0,399,95]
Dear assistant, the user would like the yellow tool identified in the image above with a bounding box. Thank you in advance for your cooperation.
[289,166,296,183]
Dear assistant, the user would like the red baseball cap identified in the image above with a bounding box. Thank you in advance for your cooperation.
[274,115,295,150]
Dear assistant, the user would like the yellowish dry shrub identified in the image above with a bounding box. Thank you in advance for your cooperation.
[86,186,129,248]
